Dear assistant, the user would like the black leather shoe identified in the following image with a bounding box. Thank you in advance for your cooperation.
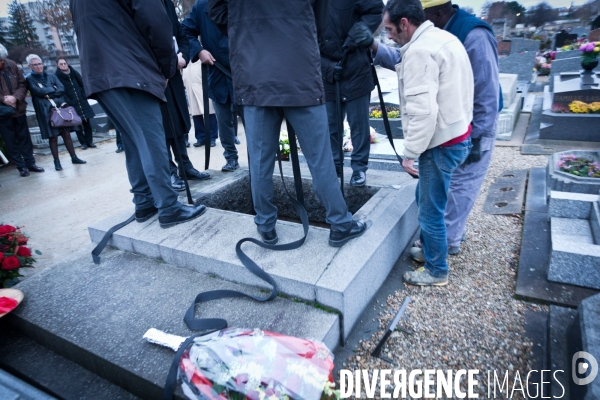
[171,174,186,191]
[329,220,367,247]
[193,142,204,147]
[159,204,207,228]
[221,159,239,172]
[184,168,211,180]
[18,167,29,177]
[135,206,158,222]
[350,171,366,187]
[115,147,124,153]
[81,144,88,150]
[27,164,44,173]
[88,143,97,148]
[54,160,63,171]
[257,227,278,245]
[72,156,87,164]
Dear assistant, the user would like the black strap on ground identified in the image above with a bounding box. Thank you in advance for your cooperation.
[164,126,310,399]
[201,64,211,170]
[91,214,135,264]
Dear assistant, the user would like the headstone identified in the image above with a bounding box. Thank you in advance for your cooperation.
[498,52,537,82]
[549,57,584,92]
[555,31,578,48]
[552,72,600,111]
[570,26,590,38]
[498,40,511,56]
[547,150,600,195]
[589,28,600,42]
[499,73,518,107]
[510,38,541,53]
[555,50,579,60]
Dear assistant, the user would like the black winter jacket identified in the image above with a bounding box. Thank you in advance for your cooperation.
[320,0,383,102]
[69,0,177,102]
[26,72,70,139]
[208,0,330,108]
[54,68,95,120]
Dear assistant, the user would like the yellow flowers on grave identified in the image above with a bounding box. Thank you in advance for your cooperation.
[569,101,590,113]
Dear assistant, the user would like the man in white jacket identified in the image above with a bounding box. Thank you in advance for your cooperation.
[381,0,473,286]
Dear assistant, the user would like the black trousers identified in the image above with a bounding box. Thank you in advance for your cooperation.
[75,118,94,146]
[167,134,193,176]
[0,115,36,169]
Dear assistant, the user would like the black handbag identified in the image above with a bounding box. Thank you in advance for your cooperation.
[0,103,16,118]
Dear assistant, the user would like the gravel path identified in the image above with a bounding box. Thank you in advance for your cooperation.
[341,147,550,398]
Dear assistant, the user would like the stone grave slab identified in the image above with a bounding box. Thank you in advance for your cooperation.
[548,306,577,399]
[555,50,579,60]
[499,73,518,108]
[5,249,340,399]
[547,150,600,195]
[579,294,600,400]
[483,169,527,214]
[496,92,522,141]
[515,168,600,306]
[89,170,419,340]
[548,191,600,290]
[510,38,540,54]
[499,52,537,82]
[549,58,591,92]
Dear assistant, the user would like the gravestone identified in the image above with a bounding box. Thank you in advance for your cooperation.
[549,57,586,92]
[496,73,522,140]
[570,27,590,38]
[555,50,579,60]
[510,38,541,53]
[499,52,537,82]
[541,71,600,142]
[555,31,578,48]
[590,28,600,43]
[498,40,511,56]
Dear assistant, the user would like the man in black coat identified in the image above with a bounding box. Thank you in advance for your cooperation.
[320,0,383,187]
[70,0,206,228]
[162,0,210,191]
[54,57,96,150]
[209,0,366,247]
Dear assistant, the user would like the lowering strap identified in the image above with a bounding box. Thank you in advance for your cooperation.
[163,127,309,399]
[367,51,418,179]
[201,64,211,170]
[91,215,134,264]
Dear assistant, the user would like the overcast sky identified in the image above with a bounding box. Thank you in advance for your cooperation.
[0,0,589,19]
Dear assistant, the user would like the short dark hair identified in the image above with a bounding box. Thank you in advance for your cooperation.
[56,57,67,65]
[384,0,426,28]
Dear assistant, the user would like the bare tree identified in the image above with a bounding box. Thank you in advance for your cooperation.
[30,0,75,54]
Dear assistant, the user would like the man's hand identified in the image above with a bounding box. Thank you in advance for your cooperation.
[464,138,481,164]
[177,52,186,70]
[402,158,419,177]
[347,21,374,49]
[199,49,215,65]
[3,95,17,107]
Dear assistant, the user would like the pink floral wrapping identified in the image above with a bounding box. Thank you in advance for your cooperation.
[177,328,338,400]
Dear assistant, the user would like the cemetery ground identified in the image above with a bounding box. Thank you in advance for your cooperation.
[0,89,595,398]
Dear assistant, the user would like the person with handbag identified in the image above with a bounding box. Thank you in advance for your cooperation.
[25,54,86,171]
[0,45,44,177]
[54,57,97,150]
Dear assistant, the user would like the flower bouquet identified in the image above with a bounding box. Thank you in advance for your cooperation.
[0,224,40,288]
[369,105,400,119]
[145,327,340,400]
[579,41,600,70]
[557,154,600,178]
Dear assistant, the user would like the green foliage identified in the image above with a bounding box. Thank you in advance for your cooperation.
[7,0,41,48]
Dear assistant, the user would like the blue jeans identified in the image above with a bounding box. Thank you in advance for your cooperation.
[244,104,353,232]
[193,114,218,143]
[213,101,238,162]
[416,139,472,277]
[326,93,371,172]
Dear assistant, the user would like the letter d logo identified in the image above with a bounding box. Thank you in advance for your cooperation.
[572,351,598,385]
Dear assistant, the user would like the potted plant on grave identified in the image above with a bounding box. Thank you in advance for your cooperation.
[557,154,600,178]
[0,224,40,288]
[368,103,403,138]
[579,41,600,71]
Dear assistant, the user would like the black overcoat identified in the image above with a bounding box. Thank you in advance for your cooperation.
[26,72,70,139]
[160,0,191,139]
[55,68,96,120]
[69,0,177,102]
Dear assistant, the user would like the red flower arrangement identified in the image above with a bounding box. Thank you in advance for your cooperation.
[0,224,40,288]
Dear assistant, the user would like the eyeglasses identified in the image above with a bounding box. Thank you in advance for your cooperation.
[30,63,43,67]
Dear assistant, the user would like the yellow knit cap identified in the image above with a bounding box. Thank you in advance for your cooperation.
[421,0,450,9]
